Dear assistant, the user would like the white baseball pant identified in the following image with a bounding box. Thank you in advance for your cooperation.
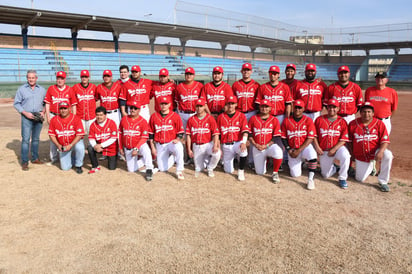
[319,146,350,180]
[124,143,153,172]
[288,144,317,177]
[49,112,58,162]
[252,144,283,175]
[276,114,288,161]
[355,149,393,185]
[244,110,257,121]
[193,142,221,172]
[178,111,196,133]
[342,114,356,125]
[156,141,184,172]
[381,117,391,135]
[126,104,150,122]
[106,109,121,127]
[222,141,248,174]
[81,118,96,135]
[304,111,321,121]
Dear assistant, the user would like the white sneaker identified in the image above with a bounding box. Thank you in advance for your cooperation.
[208,169,215,178]
[194,171,200,178]
[307,178,315,190]
[238,169,245,181]
[177,172,185,180]
[272,172,280,184]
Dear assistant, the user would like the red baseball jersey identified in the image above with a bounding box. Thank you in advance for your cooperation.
[88,118,118,156]
[44,85,77,114]
[120,78,153,106]
[96,82,122,111]
[364,86,398,119]
[281,115,316,149]
[294,80,327,112]
[314,115,349,151]
[48,113,85,146]
[325,82,363,116]
[232,79,260,113]
[151,81,177,112]
[348,117,390,162]
[72,83,97,120]
[256,82,293,116]
[201,81,234,113]
[248,114,281,145]
[185,114,220,144]
[217,111,250,144]
[149,111,184,144]
[281,79,300,100]
[175,81,204,112]
[119,115,149,150]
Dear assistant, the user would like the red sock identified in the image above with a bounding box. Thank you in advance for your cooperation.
[273,158,282,172]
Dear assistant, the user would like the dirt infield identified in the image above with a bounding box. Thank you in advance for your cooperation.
[0,93,411,272]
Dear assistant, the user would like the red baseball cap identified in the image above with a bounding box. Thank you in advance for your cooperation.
[131,65,141,72]
[128,101,141,108]
[269,65,280,73]
[56,71,66,79]
[159,96,171,104]
[260,99,272,107]
[159,68,169,76]
[213,66,224,73]
[80,70,90,77]
[305,63,317,71]
[58,102,69,108]
[226,96,237,104]
[185,67,195,74]
[338,65,350,73]
[195,98,206,106]
[103,70,112,77]
[360,101,374,110]
[327,99,339,107]
[285,63,296,70]
[294,99,305,108]
[242,63,252,70]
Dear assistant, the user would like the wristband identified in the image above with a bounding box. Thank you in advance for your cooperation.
[240,135,248,144]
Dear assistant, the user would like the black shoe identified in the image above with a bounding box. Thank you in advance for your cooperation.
[278,164,284,172]
[248,162,255,171]
[75,166,83,174]
[184,158,194,166]
[145,169,153,181]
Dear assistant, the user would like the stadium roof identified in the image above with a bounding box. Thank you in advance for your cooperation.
[0,5,411,53]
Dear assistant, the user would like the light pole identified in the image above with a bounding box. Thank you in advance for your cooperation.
[234,25,246,51]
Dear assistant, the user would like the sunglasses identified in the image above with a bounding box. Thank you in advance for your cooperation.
[294,106,303,109]
[130,106,139,110]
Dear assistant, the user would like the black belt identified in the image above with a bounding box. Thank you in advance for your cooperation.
[304,110,318,114]
[193,142,207,145]
[378,116,390,120]
[242,110,255,114]
[211,111,222,115]
[107,109,118,114]
[339,113,353,117]
[180,110,195,114]
[51,112,58,115]
[223,142,235,145]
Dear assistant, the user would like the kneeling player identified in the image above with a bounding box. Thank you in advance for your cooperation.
[186,98,221,178]
[87,106,118,173]
[119,102,154,181]
[248,100,283,183]
[281,99,318,190]
[313,99,351,189]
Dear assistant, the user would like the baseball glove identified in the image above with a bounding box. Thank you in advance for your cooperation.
[32,112,44,123]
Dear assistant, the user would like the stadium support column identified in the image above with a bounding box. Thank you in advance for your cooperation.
[71,30,78,51]
[251,47,256,60]
[312,50,316,63]
[180,39,187,56]
[21,27,28,49]
[339,50,343,63]
[113,32,119,53]
[149,35,156,54]
[220,43,227,58]
[394,48,400,56]
[271,49,276,61]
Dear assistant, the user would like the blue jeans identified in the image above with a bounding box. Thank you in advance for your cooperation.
[59,139,85,171]
[21,115,43,164]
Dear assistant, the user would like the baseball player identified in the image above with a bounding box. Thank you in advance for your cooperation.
[281,99,318,190]
[232,63,260,121]
[248,100,283,183]
[72,70,97,136]
[325,66,363,124]
[201,66,234,120]
[217,96,250,181]
[281,63,299,100]
[294,63,327,121]
[149,96,185,180]
[313,99,351,189]
[175,67,204,131]
[120,65,153,121]
[119,101,154,181]
[116,65,130,85]
[186,98,221,177]
[48,102,85,173]
[150,68,177,113]
[87,106,118,173]
[365,72,398,134]
[95,70,122,127]
[348,102,393,192]
[44,71,77,163]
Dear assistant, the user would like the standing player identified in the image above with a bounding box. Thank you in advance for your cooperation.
[348,102,393,192]
[186,98,221,178]
[149,96,185,180]
[365,72,398,134]
[201,66,234,120]
[87,106,118,173]
[95,70,122,127]
[13,70,46,170]
[151,68,176,113]
[44,71,77,163]
[232,63,260,121]
[248,100,283,183]
[281,99,318,190]
[120,65,153,121]
[294,63,327,121]
[281,63,299,100]
[48,102,85,173]
[313,99,351,189]
[217,96,250,181]
[119,101,154,181]
[325,66,363,124]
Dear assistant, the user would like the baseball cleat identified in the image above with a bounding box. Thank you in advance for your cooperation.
[194,171,200,178]
[272,172,280,184]
[177,172,185,180]
[88,166,101,174]
[379,183,390,192]
[238,169,245,181]
[339,179,348,189]
[145,169,153,181]
[307,178,315,190]
[75,166,83,174]
[207,169,215,178]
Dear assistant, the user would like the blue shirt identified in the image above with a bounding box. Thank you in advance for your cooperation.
[13,82,46,113]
